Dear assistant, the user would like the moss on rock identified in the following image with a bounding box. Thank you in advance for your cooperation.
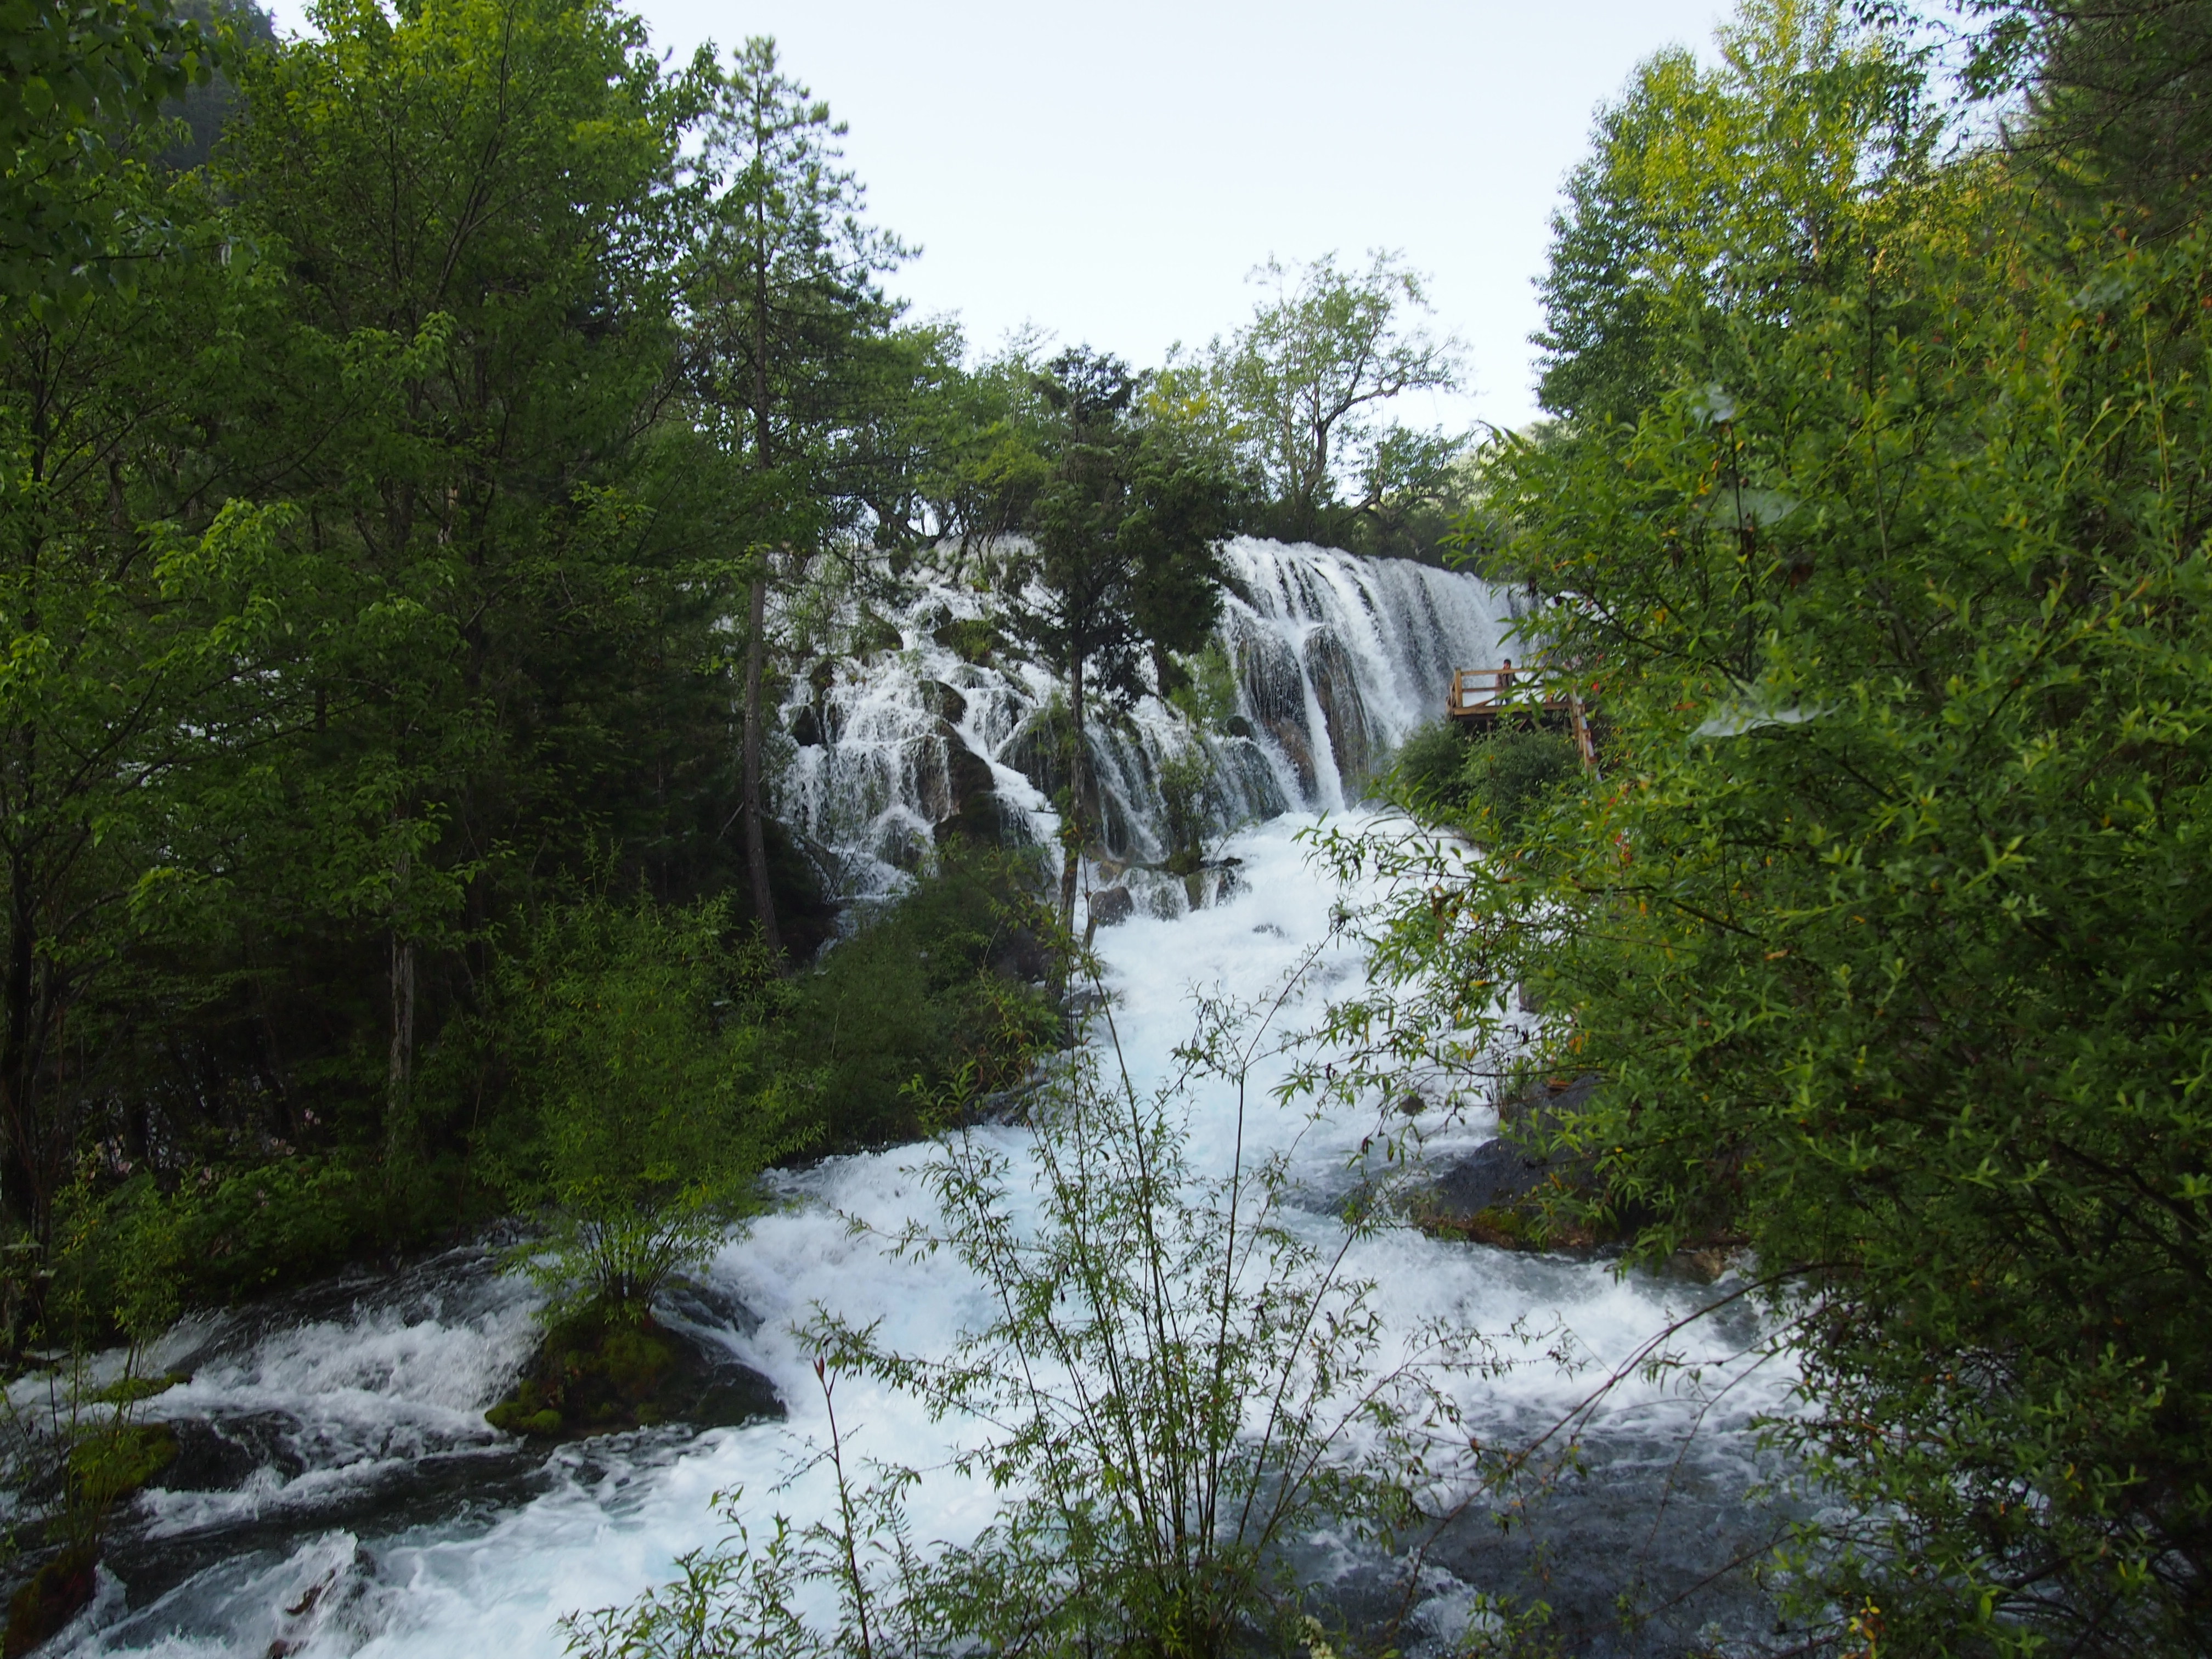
[3,1543,98,1658]
[69,1422,178,1507]
[486,1300,782,1441]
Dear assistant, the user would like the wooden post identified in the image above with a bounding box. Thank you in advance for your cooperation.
[1566,692,1596,771]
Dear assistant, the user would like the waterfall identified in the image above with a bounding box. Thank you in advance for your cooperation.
[20,543,1798,1659]
[775,537,1517,918]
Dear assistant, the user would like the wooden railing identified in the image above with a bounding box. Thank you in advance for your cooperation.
[1447,665,1597,770]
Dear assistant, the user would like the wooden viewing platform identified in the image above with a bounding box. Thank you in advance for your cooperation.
[1447,663,1598,770]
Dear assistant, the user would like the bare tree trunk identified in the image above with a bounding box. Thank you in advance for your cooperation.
[743,567,783,960]
[1058,647,1087,936]
[744,186,785,965]
[387,927,415,1163]
[2,836,47,1242]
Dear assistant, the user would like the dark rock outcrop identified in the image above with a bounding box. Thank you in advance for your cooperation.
[1304,629,1377,792]
[1087,886,1135,928]
[1413,1076,1604,1250]
[1003,707,1073,802]
[1235,625,1317,798]
[485,1302,783,1442]
[936,740,1003,848]
[925,680,968,726]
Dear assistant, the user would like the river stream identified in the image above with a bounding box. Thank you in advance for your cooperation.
[29,543,1801,1657]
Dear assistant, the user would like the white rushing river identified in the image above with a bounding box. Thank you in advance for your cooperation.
[43,542,1801,1657]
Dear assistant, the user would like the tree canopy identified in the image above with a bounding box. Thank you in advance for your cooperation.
[1336,0,2212,1647]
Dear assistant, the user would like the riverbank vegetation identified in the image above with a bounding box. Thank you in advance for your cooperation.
[0,0,1458,1356]
[1341,0,2212,1649]
[9,0,2211,1650]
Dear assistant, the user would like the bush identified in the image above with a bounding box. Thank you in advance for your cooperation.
[480,894,817,1318]
[777,850,1059,1145]
[1389,721,1581,842]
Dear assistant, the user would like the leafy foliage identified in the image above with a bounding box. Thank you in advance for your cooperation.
[1385,723,1583,845]
[0,0,213,306]
[480,894,815,1316]
[1327,1,2212,1647]
[774,850,1060,1146]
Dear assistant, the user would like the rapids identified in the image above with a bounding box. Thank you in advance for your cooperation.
[23,541,1799,1657]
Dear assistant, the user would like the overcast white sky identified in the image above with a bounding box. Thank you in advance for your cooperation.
[266,0,1730,432]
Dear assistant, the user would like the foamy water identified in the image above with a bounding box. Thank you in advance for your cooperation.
[42,544,1796,1655]
[51,814,1795,1658]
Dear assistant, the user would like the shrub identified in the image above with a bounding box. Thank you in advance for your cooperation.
[778,850,1059,1144]
[1389,721,1581,842]
[482,894,817,1318]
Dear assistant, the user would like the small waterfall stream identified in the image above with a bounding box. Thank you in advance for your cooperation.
[16,541,1797,1658]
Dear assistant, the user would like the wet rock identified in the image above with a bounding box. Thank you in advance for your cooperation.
[877,820,930,873]
[1412,1076,1604,1250]
[1087,886,1135,928]
[925,680,968,726]
[1263,720,1317,798]
[4,1542,97,1657]
[850,614,904,657]
[1093,787,1140,860]
[789,704,824,748]
[486,1302,784,1442]
[152,1414,306,1494]
[1425,1136,1558,1221]
[935,740,1002,848]
[1304,630,1378,792]
[1224,714,1256,741]
[1002,707,1073,802]
[655,1276,763,1340]
[1236,627,1316,794]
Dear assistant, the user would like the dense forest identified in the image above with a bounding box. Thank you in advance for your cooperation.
[0,0,1471,1313]
[5,0,2211,1652]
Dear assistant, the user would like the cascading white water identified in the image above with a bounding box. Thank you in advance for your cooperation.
[24,541,1799,1659]
[774,536,1517,922]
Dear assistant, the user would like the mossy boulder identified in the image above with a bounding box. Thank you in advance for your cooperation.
[69,1422,178,1506]
[933,617,1000,664]
[486,1301,782,1441]
[91,1370,187,1407]
[4,1543,97,1658]
[1410,1076,1609,1252]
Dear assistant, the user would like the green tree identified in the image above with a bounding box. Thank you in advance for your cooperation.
[1955,0,2212,227]
[1325,1,2212,1646]
[225,0,733,1152]
[908,330,1059,545]
[1210,250,1462,545]
[484,893,814,1316]
[1533,0,1933,423]
[685,35,910,960]
[1014,349,1241,930]
[0,0,212,307]
[0,162,315,1243]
